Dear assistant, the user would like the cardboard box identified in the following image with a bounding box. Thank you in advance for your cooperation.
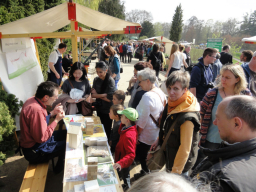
[68,122,82,149]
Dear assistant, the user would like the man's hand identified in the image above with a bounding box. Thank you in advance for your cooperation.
[109,140,112,146]
[55,73,60,79]
[150,138,159,151]
[165,72,168,77]
[113,163,121,171]
[56,111,65,122]
[51,103,63,116]
[64,72,69,77]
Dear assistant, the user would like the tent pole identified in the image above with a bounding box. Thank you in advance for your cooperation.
[79,37,82,62]
[71,21,78,63]
[33,39,41,70]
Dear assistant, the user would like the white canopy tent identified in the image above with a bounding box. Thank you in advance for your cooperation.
[141,36,174,55]
[0,2,140,35]
[242,36,256,44]
[0,2,141,130]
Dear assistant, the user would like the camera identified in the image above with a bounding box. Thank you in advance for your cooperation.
[207,82,214,89]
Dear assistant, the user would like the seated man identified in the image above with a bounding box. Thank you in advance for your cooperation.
[19,81,66,174]
[191,95,256,192]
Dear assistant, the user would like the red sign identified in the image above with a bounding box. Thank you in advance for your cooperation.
[68,2,76,21]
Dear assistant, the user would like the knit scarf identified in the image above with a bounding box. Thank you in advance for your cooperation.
[168,91,189,114]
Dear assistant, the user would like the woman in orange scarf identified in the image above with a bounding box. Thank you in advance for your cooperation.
[150,70,201,175]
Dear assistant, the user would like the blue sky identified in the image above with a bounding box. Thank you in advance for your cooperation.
[124,0,256,23]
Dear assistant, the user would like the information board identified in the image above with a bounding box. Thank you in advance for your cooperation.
[207,39,223,52]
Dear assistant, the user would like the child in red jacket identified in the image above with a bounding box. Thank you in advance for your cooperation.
[113,108,138,189]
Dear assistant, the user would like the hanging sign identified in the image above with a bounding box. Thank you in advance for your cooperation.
[1,38,27,53]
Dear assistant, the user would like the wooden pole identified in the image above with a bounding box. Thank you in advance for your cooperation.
[33,39,41,69]
[70,21,78,63]
[79,37,81,62]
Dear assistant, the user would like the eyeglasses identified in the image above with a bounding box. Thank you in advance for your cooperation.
[209,55,217,59]
[138,79,147,84]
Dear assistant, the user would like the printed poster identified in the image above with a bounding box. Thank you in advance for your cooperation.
[97,163,118,186]
[6,47,38,79]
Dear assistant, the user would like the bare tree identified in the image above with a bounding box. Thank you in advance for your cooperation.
[125,9,153,24]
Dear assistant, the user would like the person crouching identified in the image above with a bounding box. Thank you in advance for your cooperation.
[113,108,139,190]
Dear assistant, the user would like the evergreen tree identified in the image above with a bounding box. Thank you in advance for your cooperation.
[139,21,155,38]
[98,0,125,40]
[98,0,125,20]
[169,4,183,42]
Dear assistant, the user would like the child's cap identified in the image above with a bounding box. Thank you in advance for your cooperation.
[117,108,138,121]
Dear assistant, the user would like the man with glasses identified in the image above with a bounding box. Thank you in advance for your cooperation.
[190,48,217,102]
[19,81,66,174]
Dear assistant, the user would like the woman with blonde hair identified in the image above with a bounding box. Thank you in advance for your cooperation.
[165,43,188,77]
[195,64,252,165]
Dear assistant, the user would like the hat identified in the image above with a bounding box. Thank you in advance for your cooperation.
[117,108,139,121]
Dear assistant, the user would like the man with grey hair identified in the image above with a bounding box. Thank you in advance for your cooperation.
[191,95,256,192]
[134,68,167,180]
[242,51,256,97]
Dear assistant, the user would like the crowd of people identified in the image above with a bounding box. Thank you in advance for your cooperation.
[18,41,256,192]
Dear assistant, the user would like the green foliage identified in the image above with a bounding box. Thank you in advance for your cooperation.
[139,36,148,40]
[190,48,204,63]
[240,10,256,36]
[154,22,164,36]
[0,152,6,166]
[98,0,126,41]
[169,4,183,42]
[0,102,16,166]
[76,0,101,10]
[139,21,155,38]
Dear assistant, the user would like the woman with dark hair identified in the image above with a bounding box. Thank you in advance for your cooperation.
[138,43,144,61]
[104,45,120,89]
[61,62,91,114]
[149,44,163,81]
[91,61,116,139]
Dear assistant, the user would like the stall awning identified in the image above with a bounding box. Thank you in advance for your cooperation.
[242,36,256,44]
[0,2,141,35]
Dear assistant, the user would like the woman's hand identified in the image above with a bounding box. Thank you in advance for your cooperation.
[77,98,86,103]
[91,88,97,94]
[150,138,159,151]
[165,73,168,77]
[67,99,79,104]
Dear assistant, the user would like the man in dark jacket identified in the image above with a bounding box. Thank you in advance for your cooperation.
[189,48,217,102]
[191,96,256,192]
[220,44,233,65]
[241,51,256,97]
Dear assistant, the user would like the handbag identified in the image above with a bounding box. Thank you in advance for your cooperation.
[146,116,180,171]
[68,79,93,116]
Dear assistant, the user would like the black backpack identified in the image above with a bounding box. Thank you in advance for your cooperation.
[153,53,162,68]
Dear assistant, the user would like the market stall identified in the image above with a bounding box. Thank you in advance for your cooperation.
[242,36,256,44]
[141,36,174,56]
[0,1,141,129]
[62,115,123,192]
